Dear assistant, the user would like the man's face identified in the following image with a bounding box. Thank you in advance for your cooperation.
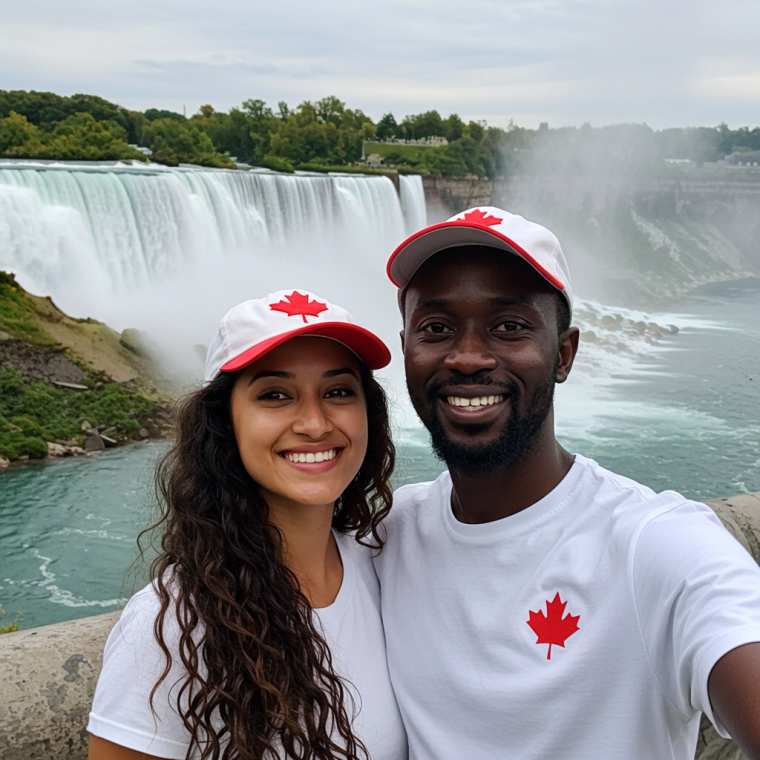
[402,247,572,474]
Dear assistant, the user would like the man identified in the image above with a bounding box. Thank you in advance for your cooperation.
[374,207,760,759]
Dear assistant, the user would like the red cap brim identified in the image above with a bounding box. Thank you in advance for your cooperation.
[220,321,391,373]
[387,222,566,291]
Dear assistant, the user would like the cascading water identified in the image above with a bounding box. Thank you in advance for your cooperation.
[0,162,426,383]
[399,174,427,234]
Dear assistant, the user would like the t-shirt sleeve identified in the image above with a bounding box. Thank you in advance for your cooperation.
[87,585,194,759]
[632,499,760,737]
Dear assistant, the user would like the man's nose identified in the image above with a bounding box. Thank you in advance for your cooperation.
[443,327,498,375]
[292,396,333,438]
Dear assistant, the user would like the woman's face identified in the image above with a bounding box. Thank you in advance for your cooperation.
[230,336,368,515]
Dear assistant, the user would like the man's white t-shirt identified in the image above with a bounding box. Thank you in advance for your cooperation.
[88,532,407,760]
[373,455,760,760]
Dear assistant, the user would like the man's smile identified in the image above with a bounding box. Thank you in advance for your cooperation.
[445,394,506,408]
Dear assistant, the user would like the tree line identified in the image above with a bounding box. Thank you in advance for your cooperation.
[1,89,759,178]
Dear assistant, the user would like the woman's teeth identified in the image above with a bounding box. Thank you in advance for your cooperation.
[283,449,338,464]
[446,395,505,408]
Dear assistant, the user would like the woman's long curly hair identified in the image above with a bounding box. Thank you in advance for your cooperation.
[139,361,395,760]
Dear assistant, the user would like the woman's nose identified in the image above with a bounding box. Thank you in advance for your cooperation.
[292,396,332,437]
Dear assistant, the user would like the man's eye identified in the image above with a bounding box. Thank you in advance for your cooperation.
[424,322,452,334]
[494,321,522,333]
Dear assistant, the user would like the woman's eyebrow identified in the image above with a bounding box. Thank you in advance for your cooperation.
[323,368,358,379]
[249,370,294,385]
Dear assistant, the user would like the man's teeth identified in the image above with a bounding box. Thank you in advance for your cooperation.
[446,395,505,408]
[284,449,338,464]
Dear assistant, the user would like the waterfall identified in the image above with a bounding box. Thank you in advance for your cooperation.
[0,162,427,382]
[399,175,427,234]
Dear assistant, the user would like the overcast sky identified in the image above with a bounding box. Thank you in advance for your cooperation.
[1,0,759,130]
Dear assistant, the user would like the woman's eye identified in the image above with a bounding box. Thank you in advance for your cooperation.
[257,390,290,401]
[325,387,356,398]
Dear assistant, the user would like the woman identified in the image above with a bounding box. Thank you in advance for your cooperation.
[87,290,407,760]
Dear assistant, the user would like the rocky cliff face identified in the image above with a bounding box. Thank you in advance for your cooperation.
[0,272,172,464]
[422,169,760,304]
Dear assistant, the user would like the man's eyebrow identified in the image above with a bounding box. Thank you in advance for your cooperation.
[249,370,294,385]
[414,298,451,310]
[323,368,358,379]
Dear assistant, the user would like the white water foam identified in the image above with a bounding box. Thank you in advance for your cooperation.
[1,548,127,609]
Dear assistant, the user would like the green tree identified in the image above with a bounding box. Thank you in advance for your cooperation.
[144,108,185,122]
[376,113,399,140]
[143,118,235,167]
[443,114,465,142]
[0,90,135,140]
[39,113,146,161]
[400,110,445,140]
[0,111,44,157]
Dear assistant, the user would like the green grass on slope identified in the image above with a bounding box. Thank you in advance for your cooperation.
[0,272,56,346]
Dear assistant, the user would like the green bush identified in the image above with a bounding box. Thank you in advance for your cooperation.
[257,154,294,172]
[0,368,165,460]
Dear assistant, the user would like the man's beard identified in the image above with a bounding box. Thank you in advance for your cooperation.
[409,369,557,475]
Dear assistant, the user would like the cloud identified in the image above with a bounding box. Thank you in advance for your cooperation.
[1,0,759,127]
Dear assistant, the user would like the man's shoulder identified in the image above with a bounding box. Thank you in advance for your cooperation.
[573,454,687,514]
[572,454,726,541]
[393,470,451,507]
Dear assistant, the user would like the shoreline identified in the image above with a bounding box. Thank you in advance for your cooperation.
[0,428,174,473]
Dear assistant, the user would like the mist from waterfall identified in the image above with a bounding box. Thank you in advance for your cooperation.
[0,163,425,389]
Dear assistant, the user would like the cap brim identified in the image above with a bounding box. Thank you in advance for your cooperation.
[220,321,391,373]
[387,222,566,292]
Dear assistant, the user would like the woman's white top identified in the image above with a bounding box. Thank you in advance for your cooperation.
[88,532,407,760]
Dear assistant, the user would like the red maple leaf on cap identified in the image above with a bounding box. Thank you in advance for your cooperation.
[270,291,328,323]
[454,208,503,227]
[527,593,580,660]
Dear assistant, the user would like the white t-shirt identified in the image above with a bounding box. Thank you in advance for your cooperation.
[88,532,407,760]
[373,455,760,760]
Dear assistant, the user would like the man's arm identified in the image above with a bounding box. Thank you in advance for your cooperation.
[708,642,760,760]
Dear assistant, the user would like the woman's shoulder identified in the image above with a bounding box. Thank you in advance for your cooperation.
[108,573,184,651]
[333,530,379,571]
[332,531,381,605]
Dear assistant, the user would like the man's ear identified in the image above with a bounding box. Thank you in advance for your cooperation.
[556,326,580,383]
[400,329,405,353]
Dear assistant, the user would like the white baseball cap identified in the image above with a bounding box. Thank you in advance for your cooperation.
[387,206,573,313]
[204,289,391,382]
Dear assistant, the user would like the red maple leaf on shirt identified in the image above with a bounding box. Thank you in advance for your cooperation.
[527,593,580,660]
[453,208,503,227]
[269,291,329,323]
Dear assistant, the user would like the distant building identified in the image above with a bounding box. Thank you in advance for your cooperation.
[664,158,692,165]
[129,144,153,157]
[725,151,760,166]
[364,153,385,167]
[365,136,448,147]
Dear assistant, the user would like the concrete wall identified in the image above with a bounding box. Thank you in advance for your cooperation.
[1,493,759,759]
